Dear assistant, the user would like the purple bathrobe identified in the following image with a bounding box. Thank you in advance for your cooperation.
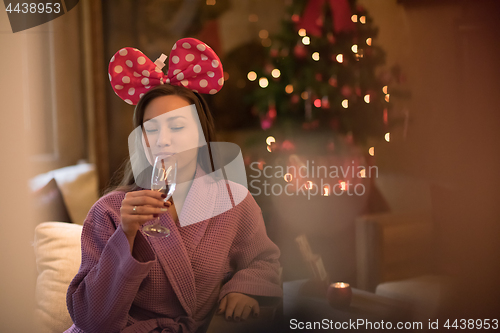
[65,166,282,333]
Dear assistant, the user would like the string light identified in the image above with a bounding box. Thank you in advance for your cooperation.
[284,173,293,182]
[259,77,269,88]
[259,30,269,39]
[206,0,216,5]
[342,99,349,108]
[351,45,358,53]
[305,181,314,190]
[385,132,390,142]
[383,86,388,94]
[312,52,320,61]
[366,38,372,46]
[266,136,275,145]
[247,71,257,81]
[323,185,330,196]
[262,38,272,47]
[360,16,366,24]
[301,91,309,100]
[369,147,375,156]
[271,69,281,78]
[298,28,307,37]
[248,14,258,22]
[314,99,321,108]
[285,84,294,94]
[385,94,390,102]
[351,14,358,22]
[359,169,366,178]
[364,94,370,103]
[302,36,310,45]
[339,181,347,191]
[336,54,344,63]
[267,146,272,152]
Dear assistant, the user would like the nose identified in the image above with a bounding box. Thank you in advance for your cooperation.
[155,128,171,147]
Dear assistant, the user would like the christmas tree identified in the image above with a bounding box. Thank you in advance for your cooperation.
[247,0,391,150]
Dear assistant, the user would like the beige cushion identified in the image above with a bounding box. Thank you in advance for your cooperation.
[34,222,82,333]
[31,163,98,224]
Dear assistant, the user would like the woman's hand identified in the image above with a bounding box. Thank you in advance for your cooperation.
[217,292,260,321]
[120,190,171,252]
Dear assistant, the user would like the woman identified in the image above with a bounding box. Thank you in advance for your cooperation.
[65,40,282,333]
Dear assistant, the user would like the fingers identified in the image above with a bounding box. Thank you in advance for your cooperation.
[240,304,253,321]
[251,301,260,318]
[232,301,246,321]
[217,296,227,315]
[223,293,259,321]
[124,194,170,209]
[224,296,237,321]
[128,189,167,200]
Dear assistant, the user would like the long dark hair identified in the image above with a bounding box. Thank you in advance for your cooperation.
[106,85,217,193]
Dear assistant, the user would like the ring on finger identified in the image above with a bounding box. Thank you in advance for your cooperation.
[132,206,137,214]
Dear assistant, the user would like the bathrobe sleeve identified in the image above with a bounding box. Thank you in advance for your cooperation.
[66,192,156,333]
[219,192,283,302]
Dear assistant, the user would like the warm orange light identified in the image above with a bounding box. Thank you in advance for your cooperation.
[339,181,347,191]
[285,84,294,94]
[206,0,216,5]
[298,28,307,37]
[271,69,281,78]
[364,94,370,103]
[305,181,314,190]
[351,15,358,23]
[385,94,390,102]
[301,91,309,100]
[360,16,366,24]
[369,147,375,156]
[259,77,269,88]
[248,14,258,22]
[266,136,275,145]
[302,36,310,45]
[366,38,372,46]
[323,185,330,196]
[336,54,344,63]
[284,173,293,182]
[383,85,388,94]
[247,71,257,81]
[332,282,350,288]
[351,45,358,53]
[259,29,269,39]
[359,169,366,178]
[267,146,272,152]
[312,52,320,61]
[385,132,390,142]
[342,99,349,108]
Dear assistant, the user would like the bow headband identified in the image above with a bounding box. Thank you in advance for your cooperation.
[108,38,224,105]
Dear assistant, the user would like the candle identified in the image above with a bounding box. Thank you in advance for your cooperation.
[327,282,352,309]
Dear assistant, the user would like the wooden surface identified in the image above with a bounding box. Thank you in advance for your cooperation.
[283,279,411,325]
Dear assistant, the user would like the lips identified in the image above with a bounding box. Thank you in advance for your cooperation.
[155,153,175,159]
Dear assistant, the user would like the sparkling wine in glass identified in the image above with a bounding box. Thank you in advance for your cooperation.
[143,155,177,237]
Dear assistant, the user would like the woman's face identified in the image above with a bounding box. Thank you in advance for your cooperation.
[142,95,206,173]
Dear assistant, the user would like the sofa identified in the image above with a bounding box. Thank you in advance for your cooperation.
[32,163,278,333]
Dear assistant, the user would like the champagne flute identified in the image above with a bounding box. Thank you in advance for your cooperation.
[143,155,177,237]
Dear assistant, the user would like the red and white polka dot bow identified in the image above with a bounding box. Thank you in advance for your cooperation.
[108,38,224,105]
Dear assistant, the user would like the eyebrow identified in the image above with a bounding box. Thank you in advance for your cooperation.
[143,115,187,123]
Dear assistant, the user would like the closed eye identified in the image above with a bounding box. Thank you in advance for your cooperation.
[171,127,184,131]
